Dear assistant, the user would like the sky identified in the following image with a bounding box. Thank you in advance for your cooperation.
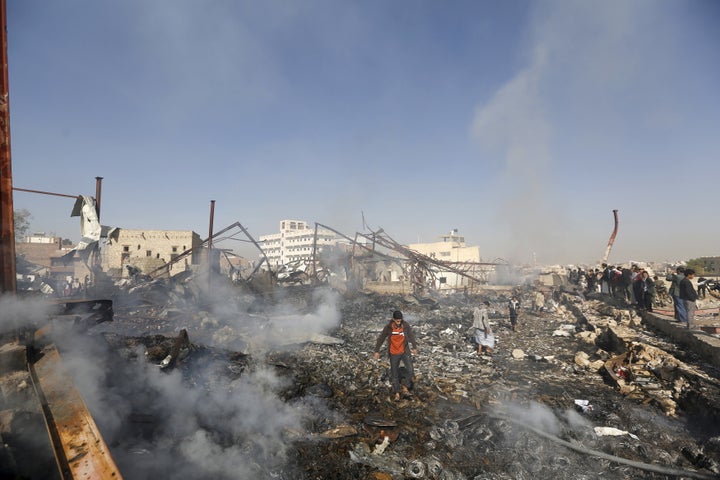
[6,0,720,266]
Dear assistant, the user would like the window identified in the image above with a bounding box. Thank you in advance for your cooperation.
[146,250,152,257]
[440,251,451,257]
[123,245,130,253]
[172,246,178,253]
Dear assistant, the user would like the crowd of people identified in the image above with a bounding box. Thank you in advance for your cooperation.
[565,263,706,330]
[566,264,669,312]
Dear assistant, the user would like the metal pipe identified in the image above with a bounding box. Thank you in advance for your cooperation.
[208,200,215,250]
[207,200,215,289]
[0,0,16,294]
[94,176,103,220]
[601,209,619,264]
[12,187,79,199]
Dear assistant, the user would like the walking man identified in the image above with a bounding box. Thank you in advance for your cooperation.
[373,310,419,400]
[508,296,520,331]
[473,301,494,355]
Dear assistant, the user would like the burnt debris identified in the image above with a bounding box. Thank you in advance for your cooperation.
[2,271,720,479]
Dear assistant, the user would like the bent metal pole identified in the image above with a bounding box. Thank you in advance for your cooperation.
[601,209,619,264]
[0,0,17,294]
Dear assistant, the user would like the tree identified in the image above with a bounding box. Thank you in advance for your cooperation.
[14,209,32,240]
[686,257,720,276]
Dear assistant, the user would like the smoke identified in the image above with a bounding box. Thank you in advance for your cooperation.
[493,400,596,450]
[471,41,559,264]
[0,294,52,336]
[40,275,344,479]
[470,1,652,265]
[500,400,564,437]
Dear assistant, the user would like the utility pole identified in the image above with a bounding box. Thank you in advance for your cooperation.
[0,0,16,294]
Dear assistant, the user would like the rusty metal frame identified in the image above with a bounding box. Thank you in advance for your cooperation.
[309,222,501,292]
[29,346,123,479]
[354,228,495,293]
[144,221,271,281]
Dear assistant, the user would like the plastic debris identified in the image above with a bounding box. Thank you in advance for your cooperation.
[594,426,639,440]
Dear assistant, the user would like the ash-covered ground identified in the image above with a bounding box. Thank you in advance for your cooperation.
[42,277,720,479]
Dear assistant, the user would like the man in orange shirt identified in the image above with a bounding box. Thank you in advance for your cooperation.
[373,310,419,400]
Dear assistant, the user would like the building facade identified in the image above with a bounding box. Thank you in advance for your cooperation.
[407,229,482,289]
[102,229,202,278]
[15,234,92,295]
[258,220,339,268]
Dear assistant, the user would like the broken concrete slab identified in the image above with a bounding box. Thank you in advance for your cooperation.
[0,342,26,374]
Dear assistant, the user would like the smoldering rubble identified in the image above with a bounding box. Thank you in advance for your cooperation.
[3,274,720,480]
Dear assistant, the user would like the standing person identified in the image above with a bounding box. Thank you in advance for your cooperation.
[620,266,633,304]
[680,269,699,329]
[373,310,419,400]
[532,291,545,312]
[473,301,494,355]
[508,296,520,332]
[586,269,597,293]
[600,263,610,294]
[632,270,645,309]
[667,267,686,322]
[638,271,655,312]
[697,277,708,299]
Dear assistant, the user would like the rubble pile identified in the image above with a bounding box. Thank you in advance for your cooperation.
[6,275,720,479]
[279,290,720,479]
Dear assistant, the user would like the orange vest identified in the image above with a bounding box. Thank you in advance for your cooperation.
[389,323,406,355]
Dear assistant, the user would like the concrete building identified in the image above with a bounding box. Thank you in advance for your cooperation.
[102,229,202,279]
[258,220,339,268]
[407,229,482,290]
[15,234,92,291]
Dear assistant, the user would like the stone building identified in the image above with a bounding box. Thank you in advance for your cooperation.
[102,229,202,279]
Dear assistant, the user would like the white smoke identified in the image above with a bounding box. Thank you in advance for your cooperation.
[0,294,52,335]
[42,275,343,479]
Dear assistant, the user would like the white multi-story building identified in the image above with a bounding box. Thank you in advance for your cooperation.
[408,229,483,289]
[259,220,339,268]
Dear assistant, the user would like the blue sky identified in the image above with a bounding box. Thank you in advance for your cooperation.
[7,0,720,265]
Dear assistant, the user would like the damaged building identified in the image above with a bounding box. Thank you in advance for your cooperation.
[101,229,203,279]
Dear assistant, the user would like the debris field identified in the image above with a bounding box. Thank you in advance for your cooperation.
[3,276,720,479]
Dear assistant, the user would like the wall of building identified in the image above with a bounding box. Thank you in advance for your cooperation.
[408,232,483,289]
[16,237,92,291]
[16,237,62,267]
[102,229,202,278]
